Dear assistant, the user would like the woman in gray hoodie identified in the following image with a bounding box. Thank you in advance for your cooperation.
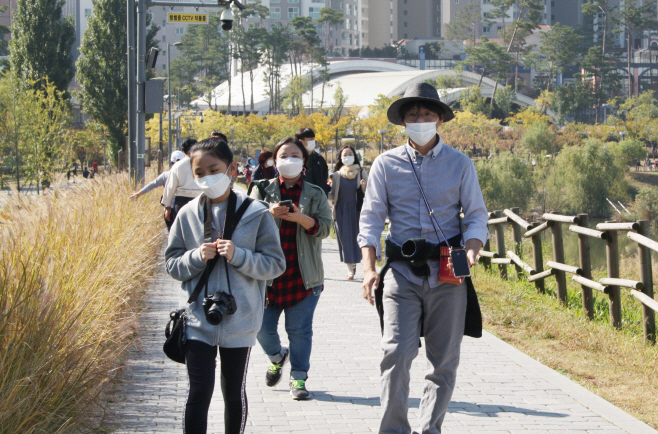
[165,138,286,434]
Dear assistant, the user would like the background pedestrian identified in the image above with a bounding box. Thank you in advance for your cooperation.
[329,145,367,279]
[249,137,332,400]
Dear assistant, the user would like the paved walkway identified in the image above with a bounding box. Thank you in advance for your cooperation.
[107,237,657,434]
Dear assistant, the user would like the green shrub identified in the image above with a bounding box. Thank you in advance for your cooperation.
[610,138,647,167]
[630,186,658,232]
[475,152,535,212]
[521,121,560,156]
[540,139,627,216]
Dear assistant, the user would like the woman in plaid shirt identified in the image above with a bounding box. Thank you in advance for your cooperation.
[249,137,332,400]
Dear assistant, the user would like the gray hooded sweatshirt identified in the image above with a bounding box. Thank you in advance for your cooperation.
[165,190,286,348]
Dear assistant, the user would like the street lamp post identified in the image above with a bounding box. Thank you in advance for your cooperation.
[167,42,182,160]
[378,129,386,155]
[602,103,610,125]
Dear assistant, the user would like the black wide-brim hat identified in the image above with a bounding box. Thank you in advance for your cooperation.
[387,82,455,125]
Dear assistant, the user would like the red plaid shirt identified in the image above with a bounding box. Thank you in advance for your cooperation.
[269,177,319,309]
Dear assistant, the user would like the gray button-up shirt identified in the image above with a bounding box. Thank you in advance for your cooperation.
[357,137,489,288]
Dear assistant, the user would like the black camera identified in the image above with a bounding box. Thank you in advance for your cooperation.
[203,291,237,325]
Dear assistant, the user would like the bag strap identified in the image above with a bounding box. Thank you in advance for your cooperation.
[247,179,270,200]
[187,191,253,304]
[403,146,464,248]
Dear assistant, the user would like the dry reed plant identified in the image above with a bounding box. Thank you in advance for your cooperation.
[0,173,164,433]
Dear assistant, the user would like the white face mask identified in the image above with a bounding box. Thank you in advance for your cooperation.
[342,155,355,166]
[405,122,438,146]
[266,159,274,167]
[277,157,304,178]
[305,140,316,152]
[195,167,231,200]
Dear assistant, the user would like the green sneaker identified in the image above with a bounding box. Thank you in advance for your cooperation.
[265,346,289,387]
[290,379,310,400]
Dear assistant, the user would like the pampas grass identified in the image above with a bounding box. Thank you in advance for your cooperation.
[0,172,164,433]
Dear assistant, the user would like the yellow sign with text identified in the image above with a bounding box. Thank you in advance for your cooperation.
[167,13,208,24]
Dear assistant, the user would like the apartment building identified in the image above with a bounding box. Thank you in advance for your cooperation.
[0,0,15,56]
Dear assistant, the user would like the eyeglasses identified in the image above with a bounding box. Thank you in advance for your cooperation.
[404,112,440,122]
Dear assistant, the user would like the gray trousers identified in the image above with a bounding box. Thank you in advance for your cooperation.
[379,269,467,434]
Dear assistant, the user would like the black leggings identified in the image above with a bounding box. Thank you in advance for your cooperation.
[170,196,193,229]
[184,340,251,434]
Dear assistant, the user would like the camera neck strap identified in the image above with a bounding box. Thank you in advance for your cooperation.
[187,191,254,304]
[404,146,464,248]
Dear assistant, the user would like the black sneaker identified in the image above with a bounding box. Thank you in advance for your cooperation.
[290,379,310,400]
[265,346,289,387]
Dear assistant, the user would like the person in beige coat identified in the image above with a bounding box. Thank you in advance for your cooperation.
[328,145,368,279]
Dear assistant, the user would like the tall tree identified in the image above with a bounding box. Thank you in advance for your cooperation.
[262,23,291,113]
[171,14,231,110]
[537,23,581,91]
[10,0,75,94]
[0,5,9,56]
[582,0,612,57]
[505,0,543,93]
[76,0,127,159]
[317,7,344,54]
[582,0,616,121]
[488,0,514,40]
[232,1,269,114]
[612,0,658,98]
[462,37,514,89]
[579,45,622,123]
[445,2,481,50]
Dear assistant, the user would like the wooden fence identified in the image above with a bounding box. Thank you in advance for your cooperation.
[479,208,658,344]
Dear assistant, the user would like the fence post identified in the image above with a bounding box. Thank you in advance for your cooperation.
[551,218,568,305]
[494,210,507,279]
[511,207,523,279]
[118,150,124,172]
[530,221,545,294]
[638,220,655,343]
[605,223,622,329]
[157,149,163,174]
[482,239,492,271]
[577,214,594,320]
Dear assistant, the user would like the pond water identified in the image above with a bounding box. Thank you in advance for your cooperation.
[496,218,653,272]
[547,220,643,270]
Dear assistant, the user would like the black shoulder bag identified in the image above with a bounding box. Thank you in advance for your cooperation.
[164,191,254,364]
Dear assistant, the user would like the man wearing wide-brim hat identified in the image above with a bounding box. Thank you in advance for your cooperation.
[357,82,489,434]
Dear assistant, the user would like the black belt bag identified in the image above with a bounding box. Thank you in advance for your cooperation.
[375,236,482,339]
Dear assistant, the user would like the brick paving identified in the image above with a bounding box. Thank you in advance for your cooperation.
[106,237,657,433]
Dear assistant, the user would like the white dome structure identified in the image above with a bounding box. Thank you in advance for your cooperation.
[190,60,556,120]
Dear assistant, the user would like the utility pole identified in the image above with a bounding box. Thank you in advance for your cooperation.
[136,0,147,186]
[132,0,244,185]
[127,0,136,184]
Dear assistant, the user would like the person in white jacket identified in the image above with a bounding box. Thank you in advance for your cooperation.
[162,138,202,225]
[130,151,185,200]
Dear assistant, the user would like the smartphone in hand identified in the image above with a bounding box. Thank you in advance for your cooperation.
[450,248,471,278]
[279,200,294,212]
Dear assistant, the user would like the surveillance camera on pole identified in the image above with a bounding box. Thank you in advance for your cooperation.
[220,8,234,30]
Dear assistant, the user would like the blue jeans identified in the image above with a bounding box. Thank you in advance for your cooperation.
[257,286,322,381]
